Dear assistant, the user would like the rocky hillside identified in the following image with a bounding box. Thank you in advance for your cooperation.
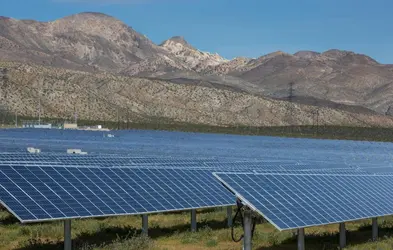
[160,36,228,71]
[0,12,191,75]
[1,61,393,127]
[1,12,393,126]
[213,50,393,116]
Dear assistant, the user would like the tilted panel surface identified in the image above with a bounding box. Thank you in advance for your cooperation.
[252,169,367,175]
[1,128,393,163]
[214,172,393,230]
[0,165,234,223]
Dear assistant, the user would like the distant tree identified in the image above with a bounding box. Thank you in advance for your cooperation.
[1,68,8,82]
[386,106,393,116]
[0,104,10,124]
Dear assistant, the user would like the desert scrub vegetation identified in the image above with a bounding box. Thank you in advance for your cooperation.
[2,208,393,249]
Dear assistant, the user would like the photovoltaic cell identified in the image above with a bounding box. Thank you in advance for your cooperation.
[214,172,393,230]
[0,165,234,223]
[0,153,313,170]
[252,169,367,175]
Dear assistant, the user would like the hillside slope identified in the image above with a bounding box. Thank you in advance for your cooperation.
[1,61,393,127]
[0,13,191,75]
[1,12,393,120]
[212,50,393,115]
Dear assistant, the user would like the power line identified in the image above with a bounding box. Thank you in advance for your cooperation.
[287,82,295,133]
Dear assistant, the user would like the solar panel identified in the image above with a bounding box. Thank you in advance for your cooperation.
[252,169,367,175]
[0,153,303,170]
[0,165,234,223]
[2,128,393,164]
[358,167,393,173]
[213,172,393,230]
[0,152,369,175]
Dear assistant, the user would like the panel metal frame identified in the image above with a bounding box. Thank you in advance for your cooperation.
[213,172,391,231]
[0,165,236,223]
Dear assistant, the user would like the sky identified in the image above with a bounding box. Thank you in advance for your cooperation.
[1,0,393,63]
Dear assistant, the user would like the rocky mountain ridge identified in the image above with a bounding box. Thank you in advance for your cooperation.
[160,36,228,71]
[1,12,393,126]
[1,61,393,127]
[0,12,191,75]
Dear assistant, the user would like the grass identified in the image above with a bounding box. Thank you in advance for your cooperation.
[3,113,393,142]
[2,208,393,250]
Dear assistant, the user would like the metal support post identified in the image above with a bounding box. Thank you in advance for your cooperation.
[64,220,71,250]
[142,214,148,235]
[372,217,378,241]
[243,209,253,250]
[297,228,305,250]
[227,206,233,227]
[191,209,197,232]
[339,223,346,249]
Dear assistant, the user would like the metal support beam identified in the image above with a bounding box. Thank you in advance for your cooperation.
[191,209,197,232]
[142,214,148,235]
[243,209,252,250]
[297,228,305,250]
[227,206,233,227]
[339,223,346,249]
[64,220,71,250]
[372,217,378,241]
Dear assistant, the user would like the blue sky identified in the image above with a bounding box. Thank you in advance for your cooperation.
[1,0,393,63]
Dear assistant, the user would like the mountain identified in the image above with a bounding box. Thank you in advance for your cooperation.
[0,12,190,75]
[1,12,393,127]
[218,50,393,115]
[160,36,228,71]
[1,61,393,127]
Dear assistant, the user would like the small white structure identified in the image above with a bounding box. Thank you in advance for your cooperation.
[63,123,78,129]
[27,147,41,154]
[22,121,52,129]
[67,149,88,155]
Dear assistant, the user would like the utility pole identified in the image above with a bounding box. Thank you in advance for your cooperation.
[38,95,41,125]
[288,82,295,133]
[117,107,120,130]
[73,105,78,125]
[316,108,319,134]
[88,90,93,122]
[38,81,43,125]
[126,108,130,130]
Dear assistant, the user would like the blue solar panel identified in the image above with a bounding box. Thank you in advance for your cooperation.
[252,169,367,175]
[1,128,393,163]
[214,172,393,230]
[0,153,311,170]
[358,167,393,174]
[0,165,234,223]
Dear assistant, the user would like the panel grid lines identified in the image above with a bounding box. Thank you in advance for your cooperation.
[214,172,393,230]
[0,165,234,223]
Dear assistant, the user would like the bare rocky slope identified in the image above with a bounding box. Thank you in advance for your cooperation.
[0,13,191,75]
[160,36,228,71]
[213,50,393,116]
[1,12,393,127]
[1,61,393,127]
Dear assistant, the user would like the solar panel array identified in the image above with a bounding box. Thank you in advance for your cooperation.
[1,128,393,164]
[0,165,234,222]
[0,128,392,228]
[214,172,393,230]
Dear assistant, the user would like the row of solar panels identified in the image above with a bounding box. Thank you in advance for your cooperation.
[0,152,392,173]
[215,172,393,231]
[0,164,376,224]
[1,129,393,164]
[1,150,393,230]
